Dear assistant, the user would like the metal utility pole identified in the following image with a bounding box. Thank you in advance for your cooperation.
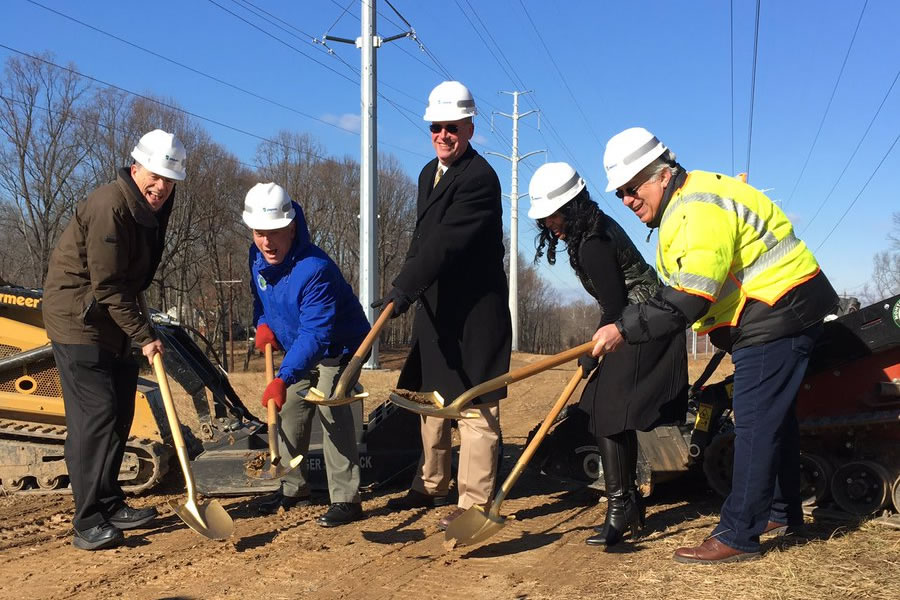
[324,1,411,369]
[486,90,544,352]
[214,257,242,373]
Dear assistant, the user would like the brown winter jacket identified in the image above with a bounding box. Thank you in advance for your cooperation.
[42,167,174,354]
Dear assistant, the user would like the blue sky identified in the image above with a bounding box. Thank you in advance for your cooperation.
[4,0,899,302]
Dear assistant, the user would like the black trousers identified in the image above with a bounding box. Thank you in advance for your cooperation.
[51,342,137,531]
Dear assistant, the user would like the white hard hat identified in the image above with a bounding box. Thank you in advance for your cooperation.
[242,182,295,230]
[527,162,586,219]
[131,129,187,181]
[603,127,667,192]
[423,81,477,122]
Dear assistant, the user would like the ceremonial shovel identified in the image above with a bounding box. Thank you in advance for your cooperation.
[445,365,586,545]
[389,341,595,419]
[152,353,234,540]
[245,344,303,479]
[304,302,395,406]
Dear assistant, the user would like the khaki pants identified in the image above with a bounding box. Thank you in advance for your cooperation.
[277,363,361,503]
[411,403,500,509]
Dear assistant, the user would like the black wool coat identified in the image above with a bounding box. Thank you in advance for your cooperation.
[393,144,512,404]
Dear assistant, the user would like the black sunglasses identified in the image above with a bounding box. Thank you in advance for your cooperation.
[615,176,649,200]
[429,123,459,134]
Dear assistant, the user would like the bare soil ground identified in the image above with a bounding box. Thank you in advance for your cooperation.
[1,350,897,600]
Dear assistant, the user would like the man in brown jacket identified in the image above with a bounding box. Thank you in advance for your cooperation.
[42,129,187,551]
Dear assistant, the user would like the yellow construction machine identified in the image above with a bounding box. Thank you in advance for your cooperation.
[0,283,421,496]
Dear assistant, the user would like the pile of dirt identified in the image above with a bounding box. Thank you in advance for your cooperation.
[1,351,897,600]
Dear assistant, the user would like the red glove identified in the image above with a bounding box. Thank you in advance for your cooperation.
[254,323,280,352]
[261,377,287,412]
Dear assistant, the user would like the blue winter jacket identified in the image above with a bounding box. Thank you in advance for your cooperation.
[250,202,370,385]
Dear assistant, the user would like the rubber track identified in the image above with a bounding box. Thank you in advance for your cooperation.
[0,418,169,494]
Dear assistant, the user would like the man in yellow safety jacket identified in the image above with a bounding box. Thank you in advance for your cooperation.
[591,127,838,564]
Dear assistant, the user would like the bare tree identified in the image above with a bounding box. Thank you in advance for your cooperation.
[0,53,91,285]
[861,212,900,304]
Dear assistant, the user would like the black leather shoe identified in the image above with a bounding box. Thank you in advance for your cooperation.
[256,492,312,515]
[386,489,450,510]
[108,505,158,530]
[316,502,364,527]
[72,523,124,551]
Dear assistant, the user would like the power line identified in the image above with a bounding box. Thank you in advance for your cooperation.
[784,0,868,211]
[730,0,735,176]
[516,0,603,148]
[0,44,424,166]
[801,69,899,236]
[23,0,428,159]
[813,128,900,253]
[744,0,761,178]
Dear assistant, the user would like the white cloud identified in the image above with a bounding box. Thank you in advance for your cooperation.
[322,113,361,134]
[472,133,489,145]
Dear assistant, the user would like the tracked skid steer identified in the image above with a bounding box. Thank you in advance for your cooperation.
[0,284,421,496]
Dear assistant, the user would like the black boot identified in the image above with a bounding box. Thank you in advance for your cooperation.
[586,432,642,546]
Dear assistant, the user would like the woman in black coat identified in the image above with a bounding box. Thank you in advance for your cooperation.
[528,162,688,546]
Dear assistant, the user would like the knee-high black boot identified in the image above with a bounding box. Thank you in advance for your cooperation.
[586,431,642,546]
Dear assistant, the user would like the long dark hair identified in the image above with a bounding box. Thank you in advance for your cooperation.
[534,188,605,281]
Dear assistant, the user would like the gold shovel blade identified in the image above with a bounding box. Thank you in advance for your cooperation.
[444,504,507,546]
[304,386,369,406]
[388,391,481,419]
[168,498,234,540]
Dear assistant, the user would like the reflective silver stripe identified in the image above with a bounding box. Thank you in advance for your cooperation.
[623,136,661,165]
[734,233,803,283]
[457,99,475,108]
[669,271,721,297]
[663,191,780,248]
[545,173,582,199]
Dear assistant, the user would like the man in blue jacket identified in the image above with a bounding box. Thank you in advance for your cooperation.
[244,182,371,527]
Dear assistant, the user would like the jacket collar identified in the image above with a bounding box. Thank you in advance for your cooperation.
[647,167,687,231]
[419,144,478,219]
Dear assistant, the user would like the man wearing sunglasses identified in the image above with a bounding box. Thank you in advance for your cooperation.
[375,81,512,531]
[590,127,838,564]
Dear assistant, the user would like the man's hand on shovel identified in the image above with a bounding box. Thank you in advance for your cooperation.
[254,323,281,353]
[262,377,286,412]
[371,287,412,318]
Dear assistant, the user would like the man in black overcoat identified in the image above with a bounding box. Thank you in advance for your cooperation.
[376,81,512,529]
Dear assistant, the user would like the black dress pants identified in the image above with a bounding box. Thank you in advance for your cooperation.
[51,342,137,531]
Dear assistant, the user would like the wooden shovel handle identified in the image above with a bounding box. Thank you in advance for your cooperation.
[354,301,393,360]
[330,301,394,399]
[265,344,279,462]
[454,341,595,407]
[493,366,585,509]
[152,352,198,500]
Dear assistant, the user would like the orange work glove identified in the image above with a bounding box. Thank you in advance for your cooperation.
[261,377,287,412]
[254,323,280,352]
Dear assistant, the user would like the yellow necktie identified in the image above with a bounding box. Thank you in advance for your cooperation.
[433,167,443,188]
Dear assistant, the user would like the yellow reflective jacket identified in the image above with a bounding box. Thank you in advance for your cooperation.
[656,170,820,334]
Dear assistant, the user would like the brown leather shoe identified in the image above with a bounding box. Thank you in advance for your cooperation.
[438,507,466,531]
[386,489,451,510]
[763,521,788,536]
[673,537,761,564]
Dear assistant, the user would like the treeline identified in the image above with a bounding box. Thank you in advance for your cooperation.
[0,53,596,364]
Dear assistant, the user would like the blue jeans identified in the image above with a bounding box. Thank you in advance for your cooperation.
[711,323,821,552]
